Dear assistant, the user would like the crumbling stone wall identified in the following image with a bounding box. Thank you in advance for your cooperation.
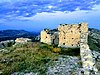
[41,29,52,45]
[51,32,59,45]
[40,29,59,45]
[58,22,88,47]
[41,22,88,47]
[80,33,98,75]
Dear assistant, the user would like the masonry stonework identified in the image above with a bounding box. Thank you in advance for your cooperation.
[40,29,59,45]
[80,33,98,75]
[41,22,88,47]
[58,22,88,47]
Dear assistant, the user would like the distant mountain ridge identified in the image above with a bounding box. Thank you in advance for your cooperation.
[0,30,38,42]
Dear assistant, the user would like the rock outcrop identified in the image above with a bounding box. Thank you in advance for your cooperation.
[47,56,81,75]
[15,38,32,43]
[0,40,14,48]
[92,51,100,72]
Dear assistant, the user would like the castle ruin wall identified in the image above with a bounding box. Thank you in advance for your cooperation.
[58,22,88,47]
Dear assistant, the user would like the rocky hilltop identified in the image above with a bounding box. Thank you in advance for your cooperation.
[0,28,100,75]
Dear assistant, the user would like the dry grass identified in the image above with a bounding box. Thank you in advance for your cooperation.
[0,42,59,75]
[0,42,80,75]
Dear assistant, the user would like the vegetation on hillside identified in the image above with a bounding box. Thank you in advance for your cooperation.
[0,42,80,75]
[0,28,100,74]
[88,28,100,52]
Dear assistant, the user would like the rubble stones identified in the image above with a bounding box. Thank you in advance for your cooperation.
[92,51,100,71]
[11,72,38,75]
[47,56,81,75]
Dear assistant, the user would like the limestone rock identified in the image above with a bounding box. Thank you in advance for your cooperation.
[0,40,14,48]
[47,56,81,75]
[15,38,31,43]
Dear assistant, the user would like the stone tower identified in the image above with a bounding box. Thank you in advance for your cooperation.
[58,22,88,47]
[40,29,59,45]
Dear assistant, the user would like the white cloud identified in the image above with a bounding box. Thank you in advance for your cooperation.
[15,4,100,26]
[75,7,80,11]
[48,5,53,9]
[0,0,100,21]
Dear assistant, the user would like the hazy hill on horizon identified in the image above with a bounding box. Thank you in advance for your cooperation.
[0,30,39,42]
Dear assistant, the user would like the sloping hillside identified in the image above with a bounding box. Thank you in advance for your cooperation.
[0,28,100,75]
[88,28,100,52]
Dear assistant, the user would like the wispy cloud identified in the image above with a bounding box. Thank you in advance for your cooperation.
[0,0,100,20]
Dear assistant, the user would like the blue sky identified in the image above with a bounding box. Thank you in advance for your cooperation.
[0,0,100,32]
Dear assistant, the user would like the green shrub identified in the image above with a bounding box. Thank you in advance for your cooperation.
[39,43,53,50]
[77,61,82,67]
[60,47,80,56]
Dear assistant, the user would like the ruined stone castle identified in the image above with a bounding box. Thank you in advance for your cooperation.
[41,22,88,48]
[41,22,98,75]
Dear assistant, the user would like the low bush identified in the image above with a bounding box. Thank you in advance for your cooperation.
[52,48,61,53]
[14,42,34,48]
[60,47,80,56]
[39,43,53,50]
